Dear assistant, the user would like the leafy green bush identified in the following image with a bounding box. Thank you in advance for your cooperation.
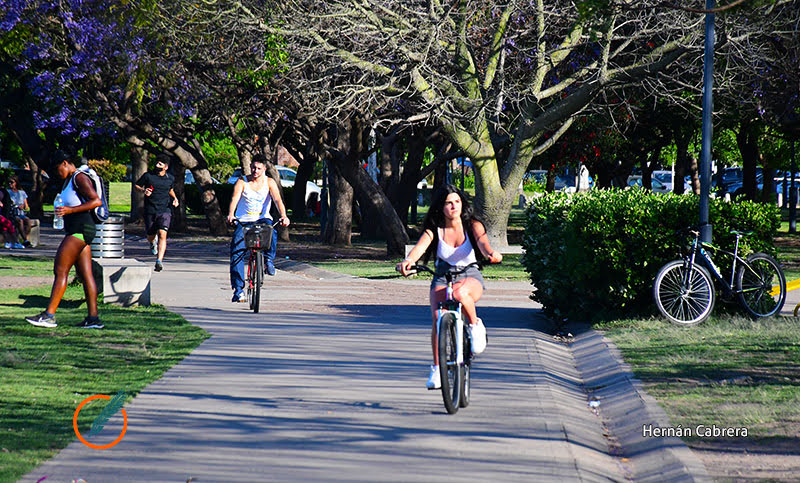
[88,159,127,182]
[521,189,780,321]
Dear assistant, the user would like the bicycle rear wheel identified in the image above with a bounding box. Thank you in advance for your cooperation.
[438,313,462,414]
[653,260,716,326]
[736,252,786,318]
[252,251,263,313]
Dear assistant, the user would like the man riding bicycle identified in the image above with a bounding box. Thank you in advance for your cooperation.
[227,155,290,303]
[397,184,502,389]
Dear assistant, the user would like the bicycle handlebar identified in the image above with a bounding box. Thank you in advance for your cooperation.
[396,261,490,277]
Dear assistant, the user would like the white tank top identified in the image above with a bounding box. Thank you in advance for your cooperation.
[234,180,273,222]
[436,227,477,267]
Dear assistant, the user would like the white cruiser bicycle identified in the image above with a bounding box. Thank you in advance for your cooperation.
[400,262,485,414]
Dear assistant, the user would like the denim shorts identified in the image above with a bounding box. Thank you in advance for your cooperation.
[430,262,485,290]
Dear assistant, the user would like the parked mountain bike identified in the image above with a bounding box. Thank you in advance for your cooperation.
[399,262,486,414]
[653,226,786,326]
[235,219,275,313]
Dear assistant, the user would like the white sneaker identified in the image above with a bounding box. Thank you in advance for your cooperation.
[469,318,487,355]
[426,365,441,389]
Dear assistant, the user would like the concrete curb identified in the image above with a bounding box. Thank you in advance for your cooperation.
[568,323,711,482]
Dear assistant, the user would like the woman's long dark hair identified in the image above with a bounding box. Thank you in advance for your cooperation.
[420,184,485,264]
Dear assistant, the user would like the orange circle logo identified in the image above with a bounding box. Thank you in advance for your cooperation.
[73,395,128,449]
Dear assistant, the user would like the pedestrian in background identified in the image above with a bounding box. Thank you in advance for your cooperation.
[135,154,179,272]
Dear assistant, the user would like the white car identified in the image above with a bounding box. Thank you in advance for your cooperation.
[651,170,692,192]
[227,166,322,203]
[184,169,221,185]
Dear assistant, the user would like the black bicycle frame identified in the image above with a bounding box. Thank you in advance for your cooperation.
[686,233,748,296]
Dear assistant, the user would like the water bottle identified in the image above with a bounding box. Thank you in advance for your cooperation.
[53,193,64,230]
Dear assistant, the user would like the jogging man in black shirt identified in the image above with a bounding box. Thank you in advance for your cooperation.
[135,154,179,272]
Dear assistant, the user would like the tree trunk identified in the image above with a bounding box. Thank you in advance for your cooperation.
[129,146,148,222]
[324,162,353,246]
[673,132,690,195]
[737,120,762,201]
[388,127,426,225]
[330,118,410,255]
[181,139,226,235]
[689,157,700,194]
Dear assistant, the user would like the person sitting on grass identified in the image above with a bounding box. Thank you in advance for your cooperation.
[25,151,104,329]
[0,182,23,249]
[6,175,34,247]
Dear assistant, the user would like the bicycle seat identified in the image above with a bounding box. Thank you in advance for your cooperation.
[730,230,753,236]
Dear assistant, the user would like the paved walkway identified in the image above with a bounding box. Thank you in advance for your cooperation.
[16,227,714,482]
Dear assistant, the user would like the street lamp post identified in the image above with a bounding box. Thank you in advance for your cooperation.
[699,0,716,243]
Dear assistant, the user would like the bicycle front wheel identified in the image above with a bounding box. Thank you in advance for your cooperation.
[438,313,462,414]
[253,251,263,313]
[653,260,716,326]
[246,251,256,309]
[459,326,471,408]
[736,252,786,318]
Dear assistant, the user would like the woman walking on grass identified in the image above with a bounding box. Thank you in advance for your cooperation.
[26,151,104,329]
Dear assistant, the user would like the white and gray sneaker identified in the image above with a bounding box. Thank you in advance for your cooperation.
[26,312,57,328]
[468,318,488,355]
[426,365,441,390]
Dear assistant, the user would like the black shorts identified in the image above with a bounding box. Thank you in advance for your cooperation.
[64,212,96,245]
[144,212,172,236]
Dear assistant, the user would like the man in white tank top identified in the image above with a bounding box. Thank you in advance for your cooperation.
[227,155,289,303]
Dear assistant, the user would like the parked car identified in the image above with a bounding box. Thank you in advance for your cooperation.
[227,166,322,203]
[627,175,670,194]
[651,170,692,192]
[726,168,787,199]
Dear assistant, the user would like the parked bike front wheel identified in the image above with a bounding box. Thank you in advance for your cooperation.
[438,313,462,414]
[653,260,716,326]
[736,252,785,318]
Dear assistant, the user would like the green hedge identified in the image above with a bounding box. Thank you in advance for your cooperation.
[184,183,294,215]
[521,189,780,321]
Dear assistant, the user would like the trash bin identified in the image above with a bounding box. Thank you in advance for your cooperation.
[91,216,124,258]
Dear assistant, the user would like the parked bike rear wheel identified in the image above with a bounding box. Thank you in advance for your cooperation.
[654,260,716,326]
[438,313,462,414]
[736,252,785,318]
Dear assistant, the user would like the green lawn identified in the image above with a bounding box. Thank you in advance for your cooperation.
[0,256,209,483]
[109,181,131,212]
[595,315,800,443]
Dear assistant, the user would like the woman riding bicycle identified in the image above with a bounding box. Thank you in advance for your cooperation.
[227,154,289,303]
[397,184,502,389]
